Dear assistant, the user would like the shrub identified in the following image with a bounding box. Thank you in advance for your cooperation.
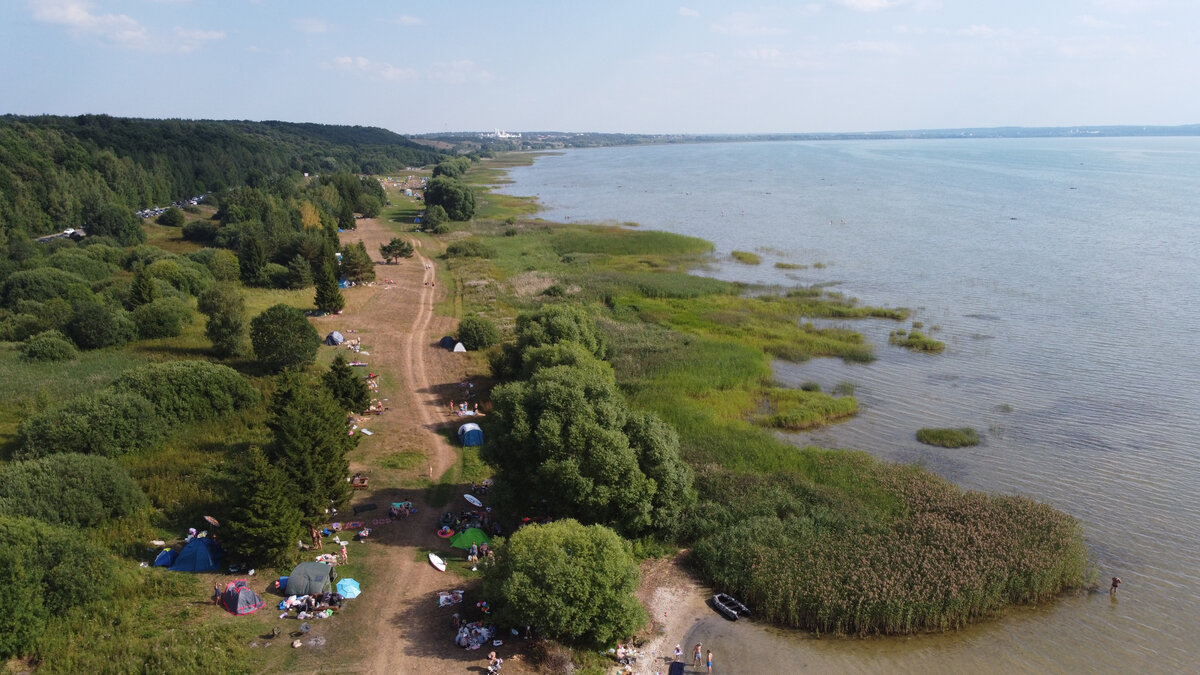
[916,427,980,448]
[132,297,194,339]
[47,249,117,282]
[250,303,321,372]
[424,205,449,229]
[483,520,646,648]
[19,330,79,362]
[0,267,91,308]
[0,454,147,528]
[124,245,174,270]
[458,315,500,350]
[445,240,495,258]
[111,360,260,424]
[182,220,218,242]
[65,302,136,349]
[206,248,241,281]
[156,206,185,227]
[197,284,247,357]
[16,390,160,459]
[265,262,290,289]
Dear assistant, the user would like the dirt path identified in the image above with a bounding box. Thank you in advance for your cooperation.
[303,217,531,675]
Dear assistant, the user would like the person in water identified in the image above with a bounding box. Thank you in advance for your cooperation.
[1111,576,1122,593]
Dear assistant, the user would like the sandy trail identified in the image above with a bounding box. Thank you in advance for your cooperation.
[306,217,518,674]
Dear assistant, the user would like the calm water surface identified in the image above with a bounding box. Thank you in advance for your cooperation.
[496,138,1200,673]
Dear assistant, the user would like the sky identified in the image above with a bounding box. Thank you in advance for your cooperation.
[2,0,1199,135]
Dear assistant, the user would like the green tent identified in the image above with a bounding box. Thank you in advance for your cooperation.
[449,527,491,549]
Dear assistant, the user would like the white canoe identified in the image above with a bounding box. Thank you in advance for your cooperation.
[429,552,447,572]
[464,494,483,507]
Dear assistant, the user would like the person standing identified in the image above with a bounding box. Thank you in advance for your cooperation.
[674,644,683,662]
[693,643,703,667]
[1111,576,1122,593]
[706,649,713,674]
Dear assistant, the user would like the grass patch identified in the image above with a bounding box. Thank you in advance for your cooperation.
[755,387,859,431]
[774,262,806,270]
[916,427,981,448]
[731,250,762,265]
[889,329,946,352]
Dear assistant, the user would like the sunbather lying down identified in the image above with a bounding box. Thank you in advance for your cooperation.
[438,590,465,606]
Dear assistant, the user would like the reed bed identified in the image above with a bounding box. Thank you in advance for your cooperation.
[757,387,859,430]
[889,329,945,352]
[916,427,981,448]
[731,250,762,264]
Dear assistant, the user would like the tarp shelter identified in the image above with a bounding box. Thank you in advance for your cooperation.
[339,279,351,289]
[286,561,337,596]
[336,578,361,599]
[219,580,265,615]
[453,342,467,353]
[458,423,483,447]
[439,336,457,350]
[325,331,345,346]
[449,527,491,550]
[153,548,177,567]
[169,537,222,572]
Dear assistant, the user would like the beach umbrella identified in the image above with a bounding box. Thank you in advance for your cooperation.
[336,578,361,599]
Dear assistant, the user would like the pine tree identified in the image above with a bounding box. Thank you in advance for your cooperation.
[323,353,371,413]
[197,284,247,358]
[238,233,267,286]
[338,241,375,283]
[224,446,304,567]
[314,256,344,313]
[128,264,158,309]
[286,253,314,289]
[265,372,355,520]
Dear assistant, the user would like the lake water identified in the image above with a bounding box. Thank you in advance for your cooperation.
[495,138,1200,673]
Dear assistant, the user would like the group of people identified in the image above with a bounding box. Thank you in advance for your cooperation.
[466,542,491,563]
[279,591,344,620]
[688,643,713,673]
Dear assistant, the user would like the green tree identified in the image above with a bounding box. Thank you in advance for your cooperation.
[16,390,161,459]
[314,257,345,313]
[90,203,145,245]
[206,248,240,281]
[128,264,160,309]
[323,353,371,413]
[155,206,185,227]
[458,315,500,350]
[265,372,355,520]
[379,237,414,263]
[338,241,376,283]
[250,303,321,372]
[286,253,314,289]
[424,176,476,221]
[65,301,135,349]
[0,555,45,659]
[424,204,448,229]
[357,194,381,218]
[238,233,267,286]
[223,447,304,567]
[197,284,247,357]
[338,201,356,230]
[483,520,646,648]
[18,330,79,362]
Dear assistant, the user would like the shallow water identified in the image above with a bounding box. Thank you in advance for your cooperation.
[496,138,1200,673]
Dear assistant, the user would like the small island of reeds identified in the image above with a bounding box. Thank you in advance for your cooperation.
[731,250,762,264]
[890,328,945,352]
[917,427,981,447]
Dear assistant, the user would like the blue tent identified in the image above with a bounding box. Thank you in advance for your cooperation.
[169,537,222,572]
[439,336,457,350]
[458,423,483,447]
[153,548,177,567]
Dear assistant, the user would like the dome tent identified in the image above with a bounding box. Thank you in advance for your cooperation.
[325,331,345,346]
[439,335,457,350]
[285,561,337,596]
[169,536,222,572]
[219,579,265,615]
[457,423,483,447]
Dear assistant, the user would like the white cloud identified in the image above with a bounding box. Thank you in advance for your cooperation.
[331,56,418,82]
[711,12,787,37]
[394,15,424,26]
[428,60,493,85]
[293,18,328,34]
[176,27,224,52]
[29,0,150,48]
[678,6,699,17]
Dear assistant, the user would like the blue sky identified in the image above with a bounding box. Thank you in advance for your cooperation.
[3,0,1198,134]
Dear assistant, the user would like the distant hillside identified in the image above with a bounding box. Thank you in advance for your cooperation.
[0,114,445,237]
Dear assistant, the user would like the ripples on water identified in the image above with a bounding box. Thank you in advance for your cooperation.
[497,138,1200,672]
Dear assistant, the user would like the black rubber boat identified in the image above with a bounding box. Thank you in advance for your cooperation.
[712,593,750,621]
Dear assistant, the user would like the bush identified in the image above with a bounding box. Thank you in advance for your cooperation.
[458,316,500,350]
[484,520,646,648]
[265,262,290,289]
[182,220,218,242]
[0,454,147,528]
[132,296,194,339]
[65,302,136,350]
[250,303,321,372]
[445,240,495,259]
[424,175,476,221]
[916,427,980,448]
[111,360,260,425]
[198,284,247,357]
[19,330,79,362]
[16,390,161,459]
[47,249,117,282]
[156,206,186,227]
[424,204,449,229]
[0,267,91,308]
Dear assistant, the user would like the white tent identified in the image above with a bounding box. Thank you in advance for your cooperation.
[453,342,467,352]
